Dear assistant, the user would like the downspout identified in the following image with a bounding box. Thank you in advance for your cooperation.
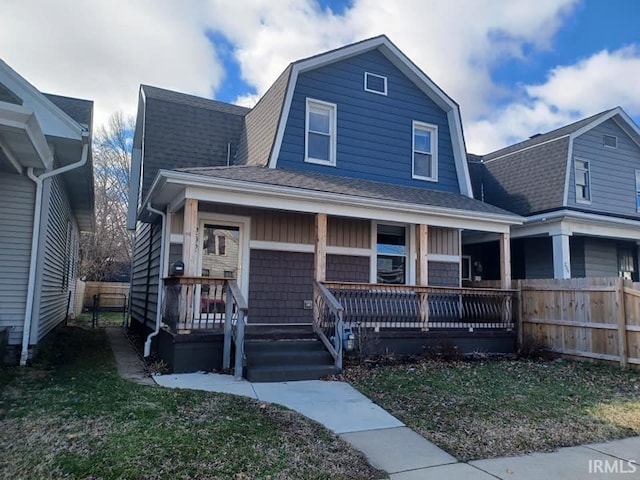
[21,132,90,365]
[144,203,166,357]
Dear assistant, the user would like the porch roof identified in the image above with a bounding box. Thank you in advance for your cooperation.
[144,166,523,232]
[179,166,517,215]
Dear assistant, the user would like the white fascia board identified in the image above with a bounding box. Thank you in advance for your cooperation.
[0,102,53,168]
[517,209,640,240]
[154,174,521,233]
[0,59,83,140]
[127,147,142,230]
[448,109,473,197]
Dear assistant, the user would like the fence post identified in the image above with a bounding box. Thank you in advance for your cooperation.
[223,285,233,370]
[515,280,523,351]
[92,294,99,328]
[615,277,629,368]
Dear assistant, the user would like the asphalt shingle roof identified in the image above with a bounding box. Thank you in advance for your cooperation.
[178,165,518,217]
[469,109,616,216]
[139,85,250,202]
[44,93,93,127]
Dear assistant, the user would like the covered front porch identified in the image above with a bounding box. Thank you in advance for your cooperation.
[138,168,522,379]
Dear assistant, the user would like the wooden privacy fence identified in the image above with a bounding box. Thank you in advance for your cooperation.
[518,277,640,368]
[83,282,130,311]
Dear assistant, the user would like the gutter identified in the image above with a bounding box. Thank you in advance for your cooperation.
[21,132,90,365]
[143,203,166,357]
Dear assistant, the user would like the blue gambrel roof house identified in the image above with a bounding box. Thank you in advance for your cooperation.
[127,35,522,380]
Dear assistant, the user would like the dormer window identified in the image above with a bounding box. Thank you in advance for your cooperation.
[305,98,336,166]
[412,121,438,181]
[364,72,387,95]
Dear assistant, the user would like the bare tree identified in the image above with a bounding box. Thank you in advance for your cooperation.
[80,112,134,281]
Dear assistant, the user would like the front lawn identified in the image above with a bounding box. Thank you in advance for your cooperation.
[0,327,385,479]
[346,358,640,461]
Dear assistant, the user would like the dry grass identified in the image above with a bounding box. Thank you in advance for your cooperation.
[346,357,640,461]
[0,327,386,479]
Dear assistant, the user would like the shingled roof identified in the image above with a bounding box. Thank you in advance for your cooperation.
[138,85,250,202]
[469,109,620,216]
[44,93,93,127]
[178,165,516,217]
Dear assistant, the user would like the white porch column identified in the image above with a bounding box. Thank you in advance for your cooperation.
[416,224,429,286]
[499,232,512,289]
[182,198,199,276]
[552,234,571,279]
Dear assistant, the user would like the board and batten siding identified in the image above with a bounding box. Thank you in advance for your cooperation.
[130,221,162,328]
[31,176,79,343]
[567,119,640,216]
[0,173,35,346]
[277,49,459,192]
[428,227,459,255]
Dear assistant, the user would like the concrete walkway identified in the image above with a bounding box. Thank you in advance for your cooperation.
[107,329,640,479]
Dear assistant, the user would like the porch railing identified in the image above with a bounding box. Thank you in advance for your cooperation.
[322,281,516,331]
[313,281,344,369]
[162,276,248,379]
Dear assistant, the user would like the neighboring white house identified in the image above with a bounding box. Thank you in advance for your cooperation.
[0,59,94,364]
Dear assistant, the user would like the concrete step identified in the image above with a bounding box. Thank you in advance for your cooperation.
[246,363,340,383]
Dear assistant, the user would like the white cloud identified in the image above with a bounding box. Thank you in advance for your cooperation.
[0,0,223,128]
[467,45,640,153]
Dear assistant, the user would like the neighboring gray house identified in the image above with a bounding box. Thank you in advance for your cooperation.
[466,107,640,281]
[0,59,94,364]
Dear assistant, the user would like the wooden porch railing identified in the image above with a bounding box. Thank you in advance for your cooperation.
[162,276,248,379]
[322,281,516,331]
[313,281,344,369]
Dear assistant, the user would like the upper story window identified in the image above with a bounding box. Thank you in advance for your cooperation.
[364,72,387,95]
[574,158,591,203]
[412,121,438,181]
[635,170,640,212]
[603,134,618,148]
[305,98,336,166]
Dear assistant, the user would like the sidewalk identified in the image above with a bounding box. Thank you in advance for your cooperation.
[107,328,640,479]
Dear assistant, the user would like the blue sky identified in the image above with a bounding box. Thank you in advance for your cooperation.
[1,0,639,152]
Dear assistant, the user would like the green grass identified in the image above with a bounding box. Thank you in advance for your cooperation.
[0,327,385,480]
[346,358,640,461]
[69,311,125,328]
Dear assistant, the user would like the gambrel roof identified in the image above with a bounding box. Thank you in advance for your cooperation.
[469,107,640,216]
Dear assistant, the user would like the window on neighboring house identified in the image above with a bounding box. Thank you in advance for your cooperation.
[461,256,471,281]
[376,224,406,284]
[364,72,387,95]
[635,170,640,212]
[603,134,618,148]
[617,244,637,281]
[305,98,336,166]
[574,159,591,202]
[412,121,438,181]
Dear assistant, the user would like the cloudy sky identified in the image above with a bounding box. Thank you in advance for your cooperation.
[1,0,639,153]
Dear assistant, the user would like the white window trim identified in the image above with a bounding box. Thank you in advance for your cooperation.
[603,134,618,148]
[574,157,592,204]
[371,221,415,285]
[412,120,438,182]
[364,72,387,96]
[305,98,337,166]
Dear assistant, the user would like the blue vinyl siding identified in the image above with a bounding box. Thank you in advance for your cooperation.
[567,119,640,216]
[277,50,459,193]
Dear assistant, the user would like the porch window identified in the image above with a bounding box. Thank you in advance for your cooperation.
[305,98,336,166]
[574,159,591,202]
[618,244,636,280]
[412,121,438,181]
[376,224,406,284]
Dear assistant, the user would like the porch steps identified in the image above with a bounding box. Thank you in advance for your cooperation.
[244,338,339,382]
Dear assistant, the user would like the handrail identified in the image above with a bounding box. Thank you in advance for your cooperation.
[222,280,248,380]
[313,280,344,370]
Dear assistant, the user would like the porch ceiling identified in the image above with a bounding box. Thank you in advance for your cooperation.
[142,167,523,233]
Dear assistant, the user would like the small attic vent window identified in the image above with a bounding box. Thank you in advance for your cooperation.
[603,134,617,148]
[364,72,387,95]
